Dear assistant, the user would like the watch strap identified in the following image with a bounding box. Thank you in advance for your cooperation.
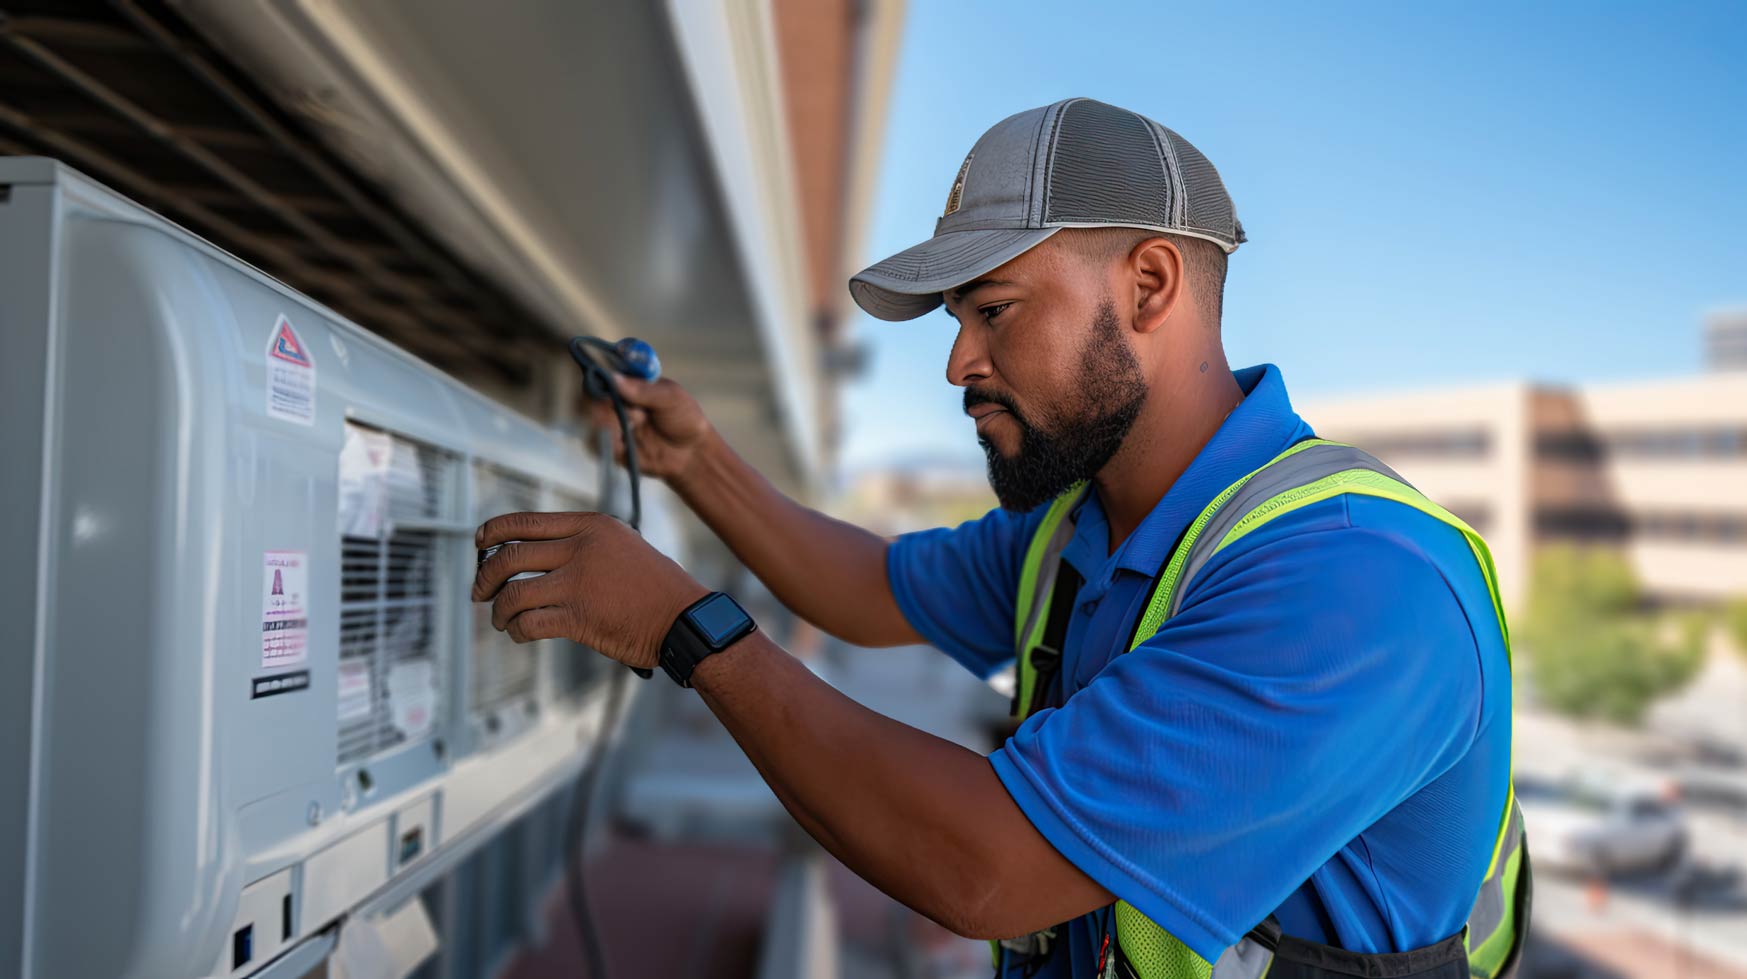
[659,591,755,687]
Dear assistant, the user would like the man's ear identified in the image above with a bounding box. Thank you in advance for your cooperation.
[1129,237,1184,336]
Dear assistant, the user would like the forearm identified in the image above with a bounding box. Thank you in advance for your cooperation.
[670,431,919,647]
[687,630,1109,939]
[692,630,1005,932]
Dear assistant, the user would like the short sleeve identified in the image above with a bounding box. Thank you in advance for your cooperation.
[886,503,1049,678]
[988,515,1485,959]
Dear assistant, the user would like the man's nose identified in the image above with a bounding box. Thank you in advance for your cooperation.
[945,323,992,388]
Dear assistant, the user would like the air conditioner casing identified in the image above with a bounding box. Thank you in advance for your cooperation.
[0,158,681,979]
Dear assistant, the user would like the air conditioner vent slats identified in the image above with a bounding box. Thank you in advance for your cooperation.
[341,538,380,605]
[386,441,446,522]
[337,607,383,765]
[336,422,455,768]
[385,531,436,600]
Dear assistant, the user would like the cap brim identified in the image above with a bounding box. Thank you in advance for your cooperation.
[849,227,1062,322]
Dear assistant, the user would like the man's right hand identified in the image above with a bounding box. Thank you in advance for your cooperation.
[585,375,713,483]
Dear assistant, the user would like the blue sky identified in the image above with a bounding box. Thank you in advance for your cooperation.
[837,1,1747,470]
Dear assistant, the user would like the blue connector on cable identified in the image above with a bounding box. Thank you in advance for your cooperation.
[610,337,661,382]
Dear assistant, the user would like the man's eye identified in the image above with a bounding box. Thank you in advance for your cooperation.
[980,302,1012,322]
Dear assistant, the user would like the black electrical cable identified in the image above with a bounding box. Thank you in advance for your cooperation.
[560,336,650,979]
[569,336,644,531]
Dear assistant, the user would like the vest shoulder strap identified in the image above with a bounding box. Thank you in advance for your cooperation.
[1011,484,1088,721]
[1128,439,1510,655]
[1166,441,1410,617]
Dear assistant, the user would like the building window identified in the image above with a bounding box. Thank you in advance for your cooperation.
[1535,506,1631,543]
[1605,427,1747,459]
[1350,429,1492,459]
[1635,511,1747,544]
[1535,431,1606,462]
[1537,427,1747,461]
[1541,507,1747,545]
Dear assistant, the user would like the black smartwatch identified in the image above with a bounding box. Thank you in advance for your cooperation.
[659,591,756,687]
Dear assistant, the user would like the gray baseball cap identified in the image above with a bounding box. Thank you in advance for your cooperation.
[849,97,1245,322]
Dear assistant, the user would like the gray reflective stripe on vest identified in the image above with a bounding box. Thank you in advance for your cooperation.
[1209,935,1274,979]
[1467,800,1525,946]
[1165,442,1409,618]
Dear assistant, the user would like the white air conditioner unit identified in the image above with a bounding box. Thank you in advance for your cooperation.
[0,158,682,979]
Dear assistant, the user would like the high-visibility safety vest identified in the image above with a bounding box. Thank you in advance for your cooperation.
[995,439,1530,979]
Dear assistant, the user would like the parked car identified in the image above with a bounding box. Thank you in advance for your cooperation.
[1516,772,1688,877]
[1672,765,1747,821]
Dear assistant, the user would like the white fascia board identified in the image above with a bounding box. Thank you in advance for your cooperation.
[663,0,823,493]
[839,0,907,282]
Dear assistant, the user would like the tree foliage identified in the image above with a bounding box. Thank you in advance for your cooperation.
[1519,546,1706,725]
[1727,598,1747,660]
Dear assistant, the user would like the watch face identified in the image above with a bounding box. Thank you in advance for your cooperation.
[688,593,751,645]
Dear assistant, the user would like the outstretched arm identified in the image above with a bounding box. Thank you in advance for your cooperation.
[473,510,1111,938]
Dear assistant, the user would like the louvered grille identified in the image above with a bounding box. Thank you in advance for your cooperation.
[385,530,437,601]
[337,423,454,766]
[336,608,381,765]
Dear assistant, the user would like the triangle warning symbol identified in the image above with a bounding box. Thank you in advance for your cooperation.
[269,316,312,367]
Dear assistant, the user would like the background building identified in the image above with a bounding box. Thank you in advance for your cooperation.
[1707,309,1747,372]
[1304,323,1747,611]
[833,456,996,536]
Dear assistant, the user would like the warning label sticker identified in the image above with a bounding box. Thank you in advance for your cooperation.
[261,550,310,671]
[265,314,316,425]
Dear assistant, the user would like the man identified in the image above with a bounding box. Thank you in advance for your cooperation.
[473,98,1527,979]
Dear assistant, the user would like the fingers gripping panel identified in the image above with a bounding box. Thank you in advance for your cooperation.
[470,464,543,740]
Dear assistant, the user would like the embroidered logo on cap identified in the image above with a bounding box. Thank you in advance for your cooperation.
[942,151,974,217]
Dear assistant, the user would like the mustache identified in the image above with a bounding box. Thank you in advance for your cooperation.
[964,387,1022,417]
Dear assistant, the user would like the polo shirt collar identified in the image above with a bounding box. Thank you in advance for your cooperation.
[1061,363,1309,583]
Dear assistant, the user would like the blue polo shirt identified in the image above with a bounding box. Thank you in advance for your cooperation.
[887,365,1512,976]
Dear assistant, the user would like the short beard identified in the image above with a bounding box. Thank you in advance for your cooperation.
[972,299,1148,512]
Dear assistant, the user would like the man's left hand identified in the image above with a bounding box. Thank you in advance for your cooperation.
[472,511,708,671]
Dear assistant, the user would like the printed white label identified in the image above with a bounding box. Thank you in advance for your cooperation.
[338,424,394,539]
[337,660,374,722]
[265,314,316,425]
[261,550,310,670]
[387,659,437,741]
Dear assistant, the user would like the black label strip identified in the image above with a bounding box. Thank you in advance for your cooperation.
[252,670,311,699]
